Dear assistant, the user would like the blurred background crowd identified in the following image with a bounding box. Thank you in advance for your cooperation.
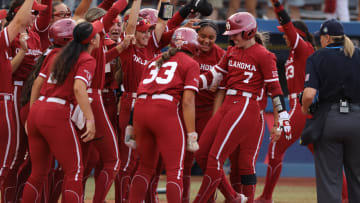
[1,0,358,21]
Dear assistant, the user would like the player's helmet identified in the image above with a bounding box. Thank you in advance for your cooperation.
[139,8,158,24]
[223,12,257,40]
[49,18,76,46]
[171,27,199,55]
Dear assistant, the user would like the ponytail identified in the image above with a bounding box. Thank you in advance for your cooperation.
[156,47,180,68]
[343,36,355,58]
[331,35,355,58]
[254,32,269,47]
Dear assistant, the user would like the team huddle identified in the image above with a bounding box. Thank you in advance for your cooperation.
[0,0,351,202]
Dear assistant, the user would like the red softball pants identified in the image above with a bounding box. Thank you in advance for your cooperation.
[129,95,185,203]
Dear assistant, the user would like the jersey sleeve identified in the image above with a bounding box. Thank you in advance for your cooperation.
[156,29,175,51]
[184,61,200,92]
[98,0,116,11]
[280,22,300,49]
[0,28,10,49]
[260,51,283,96]
[304,54,319,89]
[33,0,52,33]
[75,57,96,87]
[101,0,128,33]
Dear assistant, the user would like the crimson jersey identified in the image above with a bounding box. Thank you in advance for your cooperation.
[90,0,128,89]
[0,28,14,94]
[137,52,200,102]
[281,22,314,94]
[38,48,62,79]
[194,44,225,107]
[119,37,157,92]
[40,52,96,103]
[11,30,42,82]
[104,43,119,89]
[215,43,283,97]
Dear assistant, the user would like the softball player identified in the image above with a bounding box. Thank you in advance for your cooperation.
[22,20,102,202]
[128,27,200,203]
[193,12,291,202]
[24,18,76,203]
[181,20,226,203]
[1,1,47,201]
[116,1,169,201]
[0,0,35,191]
[255,1,349,202]
[82,1,128,201]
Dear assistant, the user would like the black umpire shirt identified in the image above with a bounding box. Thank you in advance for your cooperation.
[304,43,360,103]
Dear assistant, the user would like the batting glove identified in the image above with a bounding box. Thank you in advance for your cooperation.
[278,111,292,140]
[187,132,199,152]
[125,125,136,149]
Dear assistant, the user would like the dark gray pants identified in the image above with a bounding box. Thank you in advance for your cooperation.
[314,104,360,203]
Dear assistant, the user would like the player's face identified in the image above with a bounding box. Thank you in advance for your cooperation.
[91,33,100,48]
[52,3,71,24]
[197,26,216,53]
[283,34,290,47]
[135,30,151,48]
[229,33,248,48]
[109,16,122,41]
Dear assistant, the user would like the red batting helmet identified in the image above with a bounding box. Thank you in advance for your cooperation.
[50,18,76,46]
[139,8,158,24]
[171,27,199,55]
[223,12,257,40]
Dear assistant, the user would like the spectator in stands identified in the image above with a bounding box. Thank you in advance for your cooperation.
[265,0,303,19]
[227,0,257,17]
[207,0,223,20]
[325,0,350,22]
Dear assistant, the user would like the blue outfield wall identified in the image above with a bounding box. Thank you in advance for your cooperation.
[213,19,360,177]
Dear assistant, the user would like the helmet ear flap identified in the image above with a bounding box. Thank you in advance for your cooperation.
[241,29,256,40]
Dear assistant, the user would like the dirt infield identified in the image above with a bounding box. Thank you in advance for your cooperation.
[83,176,317,203]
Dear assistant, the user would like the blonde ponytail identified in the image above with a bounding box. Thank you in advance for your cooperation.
[331,35,355,58]
[343,35,355,58]
[156,48,180,68]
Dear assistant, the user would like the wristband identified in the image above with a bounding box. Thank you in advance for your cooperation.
[86,119,95,123]
[159,2,174,20]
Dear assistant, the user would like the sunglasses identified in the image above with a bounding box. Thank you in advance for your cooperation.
[53,8,71,18]
[31,10,39,16]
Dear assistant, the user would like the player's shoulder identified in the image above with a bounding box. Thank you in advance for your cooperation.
[252,43,275,58]
[213,44,226,56]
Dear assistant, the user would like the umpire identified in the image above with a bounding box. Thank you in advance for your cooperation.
[301,19,360,203]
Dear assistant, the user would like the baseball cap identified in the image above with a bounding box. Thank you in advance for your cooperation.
[136,18,155,32]
[315,19,344,36]
[0,9,7,19]
[81,20,104,44]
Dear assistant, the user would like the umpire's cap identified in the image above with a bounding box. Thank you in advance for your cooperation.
[315,19,344,36]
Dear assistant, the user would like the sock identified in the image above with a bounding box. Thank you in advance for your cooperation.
[93,168,117,203]
[262,159,283,200]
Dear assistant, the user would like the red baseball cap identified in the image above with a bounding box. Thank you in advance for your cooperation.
[0,9,7,19]
[81,20,104,44]
[136,18,155,32]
